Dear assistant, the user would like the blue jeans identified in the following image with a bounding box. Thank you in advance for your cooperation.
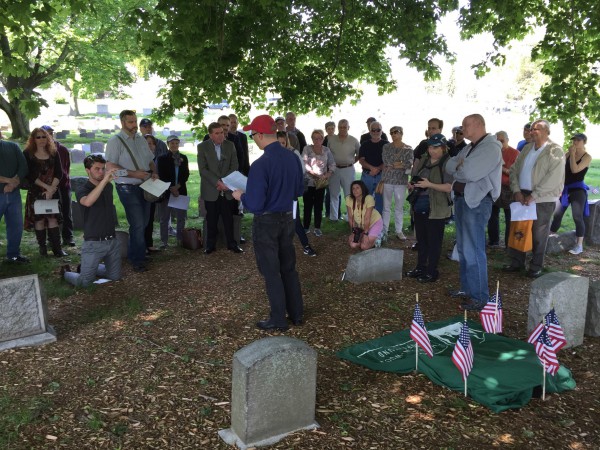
[0,190,24,258]
[361,172,383,214]
[115,184,150,266]
[455,195,492,303]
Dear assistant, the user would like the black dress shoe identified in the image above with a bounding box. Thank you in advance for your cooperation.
[229,246,244,254]
[417,274,438,283]
[256,319,289,332]
[527,269,543,278]
[288,317,304,326]
[502,265,522,273]
[405,268,424,278]
[204,247,216,254]
[133,265,147,273]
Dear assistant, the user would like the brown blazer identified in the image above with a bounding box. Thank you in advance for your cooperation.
[197,139,238,201]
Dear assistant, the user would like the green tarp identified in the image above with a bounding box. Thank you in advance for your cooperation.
[337,316,576,412]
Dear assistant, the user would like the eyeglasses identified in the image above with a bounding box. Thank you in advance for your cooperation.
[250,132,259,138]
[370,128,381,132]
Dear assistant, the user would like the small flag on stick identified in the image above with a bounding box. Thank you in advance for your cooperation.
[545,308,567,352]
[410,303,433,358]
[452,318,474,382]
[534,327,560,375]
[480,293,503,333]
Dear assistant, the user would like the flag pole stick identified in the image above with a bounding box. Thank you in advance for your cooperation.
[542,361,546,401]
[415,294,419,373]
[494,280,500,334]
[464,310,468,396]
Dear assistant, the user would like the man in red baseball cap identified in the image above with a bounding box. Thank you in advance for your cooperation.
[233,115,305,331]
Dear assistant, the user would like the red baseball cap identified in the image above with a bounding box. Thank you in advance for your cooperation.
[242,115,277,134]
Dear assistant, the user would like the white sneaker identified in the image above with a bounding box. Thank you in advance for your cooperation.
[396,231,407,240]
[313,228,323,237]
[569,245,583,255]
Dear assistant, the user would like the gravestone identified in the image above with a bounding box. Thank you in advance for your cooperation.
[90,141,104,154]
[82,144,90,153]
[61,129,70,135]
[172,130,182,136]
[97,104,109,115]
[0,275,56,351]
[85,132,96,139]
[70,149,86,164]
[101,129,111,134]
[55,131,67,140]
[79,132,87,138]
[546,231,577,255]
[344,248,404,284]
[219,337,318,449]
[528,272,589,348]
[198,198,242,244]
[585,280,600,337]
[584,199,600,245]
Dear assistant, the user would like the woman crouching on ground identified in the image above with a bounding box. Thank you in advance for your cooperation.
[346,180,383,250]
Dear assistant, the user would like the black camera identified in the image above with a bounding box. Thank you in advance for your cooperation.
[352,227,363,243]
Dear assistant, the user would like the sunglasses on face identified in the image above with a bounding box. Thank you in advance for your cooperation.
[370,128,381,132]
[35,136,47,139]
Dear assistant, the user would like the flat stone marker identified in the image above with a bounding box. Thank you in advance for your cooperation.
[344,248,403,284]
[584,199,600,245]
[71,149,85,163]
[585,280,600,337]
[219,336,318,449]
[528,272,589,348]
[0,275,56,352]
[545,231,576,255]
[90,141,104,153]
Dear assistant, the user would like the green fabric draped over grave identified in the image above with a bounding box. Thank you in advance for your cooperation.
[337,316,576,412]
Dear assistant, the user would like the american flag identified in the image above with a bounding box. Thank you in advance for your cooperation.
[546,308,567,352]
[535,327,560,375]
[527,309,567,352]
[480,293,503,333]
[410,303,433,358]
[452,320,474,381]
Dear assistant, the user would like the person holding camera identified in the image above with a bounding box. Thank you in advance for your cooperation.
[405,134,453,283]
[346,180,383,250]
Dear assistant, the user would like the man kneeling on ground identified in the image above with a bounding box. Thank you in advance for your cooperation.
[63,155,121,286]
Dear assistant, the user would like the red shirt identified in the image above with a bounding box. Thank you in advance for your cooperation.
[501,146,519,186]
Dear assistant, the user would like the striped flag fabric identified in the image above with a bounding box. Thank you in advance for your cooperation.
[410,303,433,358]
[545,308,567,352]
[534,327,560,375]
[480,293,503,333]
[452,320,474,381]
[527,322,545,344]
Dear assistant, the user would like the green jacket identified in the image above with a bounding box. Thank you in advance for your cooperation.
[415,154,452,220]
[0,140,28,188]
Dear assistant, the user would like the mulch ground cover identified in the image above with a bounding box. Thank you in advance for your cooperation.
[1,227,599,449]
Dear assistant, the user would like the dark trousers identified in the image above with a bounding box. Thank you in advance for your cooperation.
[303,186,325,229]
[551,190,586,237]
[145,201,156,248]
[294,203,309,247]
[205,196,237,250]
[252,212,303,326]
[508,201,555,271]
[58,186,73,243]
[414,212,445,278]
[487,204,511,247]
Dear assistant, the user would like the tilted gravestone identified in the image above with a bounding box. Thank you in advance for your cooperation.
[70,149,86,164]
[344,248,404,283]
[219,337,318,449]
[0,275,56,351]
[584,199,600,245]
[528,272,589,348]
[585,280,600,337]
[545,231,577,255]
[90,141,104,154]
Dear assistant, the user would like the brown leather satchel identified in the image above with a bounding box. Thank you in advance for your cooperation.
[181,228,203,250]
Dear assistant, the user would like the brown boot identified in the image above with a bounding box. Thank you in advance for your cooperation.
[35,229,48,256]
[48,227,68,257]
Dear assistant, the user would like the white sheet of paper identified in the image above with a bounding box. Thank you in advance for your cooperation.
[34,199,60,215]
[93,278,112,284]
[510,201,538,221]
[140,178,170,197]
[222,171,248,192]
[293,200,297,219]
[167,194,190,210]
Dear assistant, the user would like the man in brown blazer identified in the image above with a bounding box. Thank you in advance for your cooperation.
[197,122,243,254]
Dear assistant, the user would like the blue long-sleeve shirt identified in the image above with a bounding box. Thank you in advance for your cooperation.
[242,141,304,215]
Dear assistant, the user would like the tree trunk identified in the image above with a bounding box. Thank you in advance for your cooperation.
[0,95,30,140]
[65,82,80,116]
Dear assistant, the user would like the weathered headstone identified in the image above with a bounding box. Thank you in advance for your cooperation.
[55,131,67,140]
[85,132,96,139]
[0,275,56,351]
[545,231,577,254]
[585,280,600,337]
[90,141,104,154]
[344,248,404,284]
[219,337,318,449]
[528,272,589,348]
[82,143,91,153]
[97,104,109,115]
[70,149,86,164]
[584,199,600,245]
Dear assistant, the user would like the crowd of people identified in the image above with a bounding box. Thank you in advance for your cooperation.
[0,110,594,315]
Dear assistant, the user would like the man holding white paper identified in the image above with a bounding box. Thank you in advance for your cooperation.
[504,119,564,278]
[157,135,190,248]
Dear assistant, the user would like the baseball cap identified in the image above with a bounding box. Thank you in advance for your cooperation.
[452,126,462,133]
[243,115,277,134]
[41,125,54,132]
[524,123,531,130]
[427,133,448,147]
[139,118,152,126]
[366,117,377,124]
[166,135,180,143]
[274,116,285,122]
[571,133,587,141]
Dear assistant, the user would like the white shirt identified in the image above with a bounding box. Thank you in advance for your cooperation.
[519,142,547,190]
